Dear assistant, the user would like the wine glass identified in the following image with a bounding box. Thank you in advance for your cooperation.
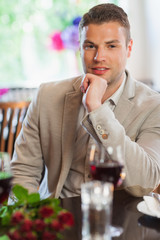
[0,152,13,205]
[89,144,125,237]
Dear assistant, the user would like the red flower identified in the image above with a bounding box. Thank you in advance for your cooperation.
[20,219,33,231]
[24,231,37,240]
[42,231,56,240]
[58,211,74,227]
[39,206,54,218]
[50,219,62,231]
[8,230,21,240]
[11,211,24,224]
[34,219,46,231]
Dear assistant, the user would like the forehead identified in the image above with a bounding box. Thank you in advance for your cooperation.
[80,22,126,43]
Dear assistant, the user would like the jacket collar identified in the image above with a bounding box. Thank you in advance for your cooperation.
[72,75,83,92]
[114,70,136,126]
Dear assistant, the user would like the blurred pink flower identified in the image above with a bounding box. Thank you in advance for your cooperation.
[0,88,9,97]
[49,16,81,52]
[50,31,64,51]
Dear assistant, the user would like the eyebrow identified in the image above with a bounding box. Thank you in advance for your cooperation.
[105,40,120,44]
[83,40,94,44]
[83,39,120,45]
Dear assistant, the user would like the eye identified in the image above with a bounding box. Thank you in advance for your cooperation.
[84,44,95,50]
[108,45,116,48]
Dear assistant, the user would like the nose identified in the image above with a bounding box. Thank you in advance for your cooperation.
[94,47,106,62]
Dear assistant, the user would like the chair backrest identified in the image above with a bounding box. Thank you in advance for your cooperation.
[0,101,30,157]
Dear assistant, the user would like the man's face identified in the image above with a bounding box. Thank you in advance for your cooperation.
[80,22,133,87]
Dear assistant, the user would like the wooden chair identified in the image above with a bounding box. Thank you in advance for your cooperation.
[0,101,30,157]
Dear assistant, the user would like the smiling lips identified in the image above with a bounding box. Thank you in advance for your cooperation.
[91,67,110,75]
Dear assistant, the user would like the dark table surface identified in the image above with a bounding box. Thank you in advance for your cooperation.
[60,190,160,240]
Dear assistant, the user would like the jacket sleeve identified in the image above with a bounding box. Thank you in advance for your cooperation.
[81,102,160,197]
[10,86,44,194]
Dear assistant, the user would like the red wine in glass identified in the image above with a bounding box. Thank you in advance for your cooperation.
[90,161,124,187]
[0,173,12,204]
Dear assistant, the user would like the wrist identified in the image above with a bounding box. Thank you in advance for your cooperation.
[87,102,101,112]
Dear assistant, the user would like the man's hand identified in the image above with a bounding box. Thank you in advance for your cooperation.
[80,73,108,112]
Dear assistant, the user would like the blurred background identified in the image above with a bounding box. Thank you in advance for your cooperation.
[0,0,160,101]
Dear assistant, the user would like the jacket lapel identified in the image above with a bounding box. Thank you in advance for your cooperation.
[114,72,136,128]
[56,76,83,197]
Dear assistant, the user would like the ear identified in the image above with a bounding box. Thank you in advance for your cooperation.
[127,39,133,58]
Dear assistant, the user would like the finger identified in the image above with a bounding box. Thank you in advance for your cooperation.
[80,85,85,93]
[80,76,89,93]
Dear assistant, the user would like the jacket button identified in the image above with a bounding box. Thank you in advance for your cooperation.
[96,124,101,130]
[100,130,105,135]
[102,134,108,139]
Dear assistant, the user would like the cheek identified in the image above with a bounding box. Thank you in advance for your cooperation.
[115,51,128,66]
[82,51,92,64]
[80,52,87,72]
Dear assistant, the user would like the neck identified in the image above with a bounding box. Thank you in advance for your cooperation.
[102,74,125,103]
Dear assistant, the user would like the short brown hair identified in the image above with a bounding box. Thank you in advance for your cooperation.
[79,3,131,44]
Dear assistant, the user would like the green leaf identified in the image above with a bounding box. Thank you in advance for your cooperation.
[27,193,40,204]
[12,185,28,202]
[56,232,63,239]
[0,235,10,240]
[51,198,61,210]
[0,206,8,218]
[0,205,18,226]
[1,213,11,226]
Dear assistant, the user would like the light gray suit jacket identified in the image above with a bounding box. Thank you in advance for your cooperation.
[11,71,160,197]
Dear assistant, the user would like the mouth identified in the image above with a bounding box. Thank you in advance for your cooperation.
[91,67,110,75]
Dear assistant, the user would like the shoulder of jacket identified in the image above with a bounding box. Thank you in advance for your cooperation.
[126,70,160,100]
[39,75,82,91]
[35,75,83,103]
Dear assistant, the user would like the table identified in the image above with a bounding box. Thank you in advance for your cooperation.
[60,190,160,240]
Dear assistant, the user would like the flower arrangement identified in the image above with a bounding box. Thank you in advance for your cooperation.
[0,185,74,240]
[50,16,81,51]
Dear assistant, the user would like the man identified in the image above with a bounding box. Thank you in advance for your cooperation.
[11,3,160,198]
